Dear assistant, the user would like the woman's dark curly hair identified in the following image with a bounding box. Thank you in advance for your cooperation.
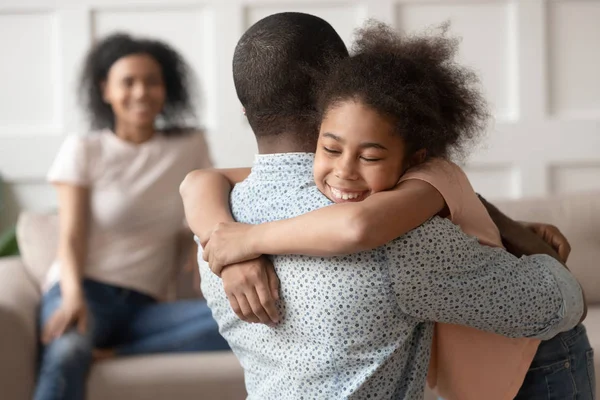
[318,21,489,160]
[79,33,197,135]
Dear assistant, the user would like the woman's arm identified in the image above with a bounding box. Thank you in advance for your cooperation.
[42,183,89,343]
[179,168,250,246]
[55,184,89,294]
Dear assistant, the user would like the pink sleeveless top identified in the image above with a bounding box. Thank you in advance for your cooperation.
[400,158,539,400]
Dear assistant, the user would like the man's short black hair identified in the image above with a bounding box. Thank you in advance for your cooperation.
[233,12,348,138]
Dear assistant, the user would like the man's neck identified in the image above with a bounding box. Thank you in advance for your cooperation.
[256,132,317,154]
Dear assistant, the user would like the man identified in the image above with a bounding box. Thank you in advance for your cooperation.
[181,13,585,399]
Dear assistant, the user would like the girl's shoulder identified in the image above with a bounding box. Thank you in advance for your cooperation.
[403,157,468,185]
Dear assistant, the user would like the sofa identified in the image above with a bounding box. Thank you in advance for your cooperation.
[0,212,246,400]
[1,191,599,399]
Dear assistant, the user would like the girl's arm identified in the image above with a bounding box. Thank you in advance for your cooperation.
[179,168,250,246]
[181,167,282,324]
[202,178,445,275]
[250,179,444,256]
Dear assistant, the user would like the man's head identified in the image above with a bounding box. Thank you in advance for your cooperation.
[233,12,348,146]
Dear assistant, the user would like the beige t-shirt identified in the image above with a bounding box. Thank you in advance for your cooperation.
[46,129,212,299]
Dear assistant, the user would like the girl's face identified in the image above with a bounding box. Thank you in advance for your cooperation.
[313,100,410,203]
[102,53,166,131]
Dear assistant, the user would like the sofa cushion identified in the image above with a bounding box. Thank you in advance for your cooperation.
[87,352,245,400]
[495,191,600,304]
[16,212,59,287]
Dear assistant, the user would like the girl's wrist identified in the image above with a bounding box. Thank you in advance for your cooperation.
[248,223,268,254]
[246,224,262,255]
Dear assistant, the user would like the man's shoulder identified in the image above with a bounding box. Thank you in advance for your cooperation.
[232,177,331,219]
[230,177,331,224]
[383,217,471,252]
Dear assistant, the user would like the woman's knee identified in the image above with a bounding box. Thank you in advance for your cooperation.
[41,330,93,370]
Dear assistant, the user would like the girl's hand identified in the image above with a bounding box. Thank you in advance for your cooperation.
[203,222,260,276]
[220,256,280,325]
[521,221,572,262]
[42,289,88,344]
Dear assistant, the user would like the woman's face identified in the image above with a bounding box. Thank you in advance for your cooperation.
[102,53,166,131]
[313,100,409,203]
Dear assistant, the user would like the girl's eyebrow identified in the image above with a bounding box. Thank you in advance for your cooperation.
[322,132,343,142]
[322,132,388,151]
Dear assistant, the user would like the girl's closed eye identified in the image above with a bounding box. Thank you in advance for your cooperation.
[360,156,382,162]
[323,146,341,155]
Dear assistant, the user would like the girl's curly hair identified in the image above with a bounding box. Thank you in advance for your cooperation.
[318,21,489,160]
[79,33,197,135]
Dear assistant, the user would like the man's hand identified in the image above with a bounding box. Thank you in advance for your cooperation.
[478,195,571,262]
[220,256,280,325]
[521,222,571,262]
[203,222,260,276]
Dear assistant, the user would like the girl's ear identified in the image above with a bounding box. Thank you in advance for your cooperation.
[408,148,427,168]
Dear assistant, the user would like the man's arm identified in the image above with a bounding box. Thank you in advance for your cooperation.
[478,195,586,321]
[478,195,569,261]
[389,217,584,340]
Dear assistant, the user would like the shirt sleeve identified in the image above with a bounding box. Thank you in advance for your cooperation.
[385,217,584,340]
[47,135,90,186]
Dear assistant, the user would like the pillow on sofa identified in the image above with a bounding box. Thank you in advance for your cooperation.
[16,212,58,287]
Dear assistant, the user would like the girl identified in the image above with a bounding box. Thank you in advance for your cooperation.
[35,33,229,400]
[194,22,593,400]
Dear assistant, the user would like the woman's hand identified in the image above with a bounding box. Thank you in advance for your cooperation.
[42,289,88,344]
[203,222,260,276]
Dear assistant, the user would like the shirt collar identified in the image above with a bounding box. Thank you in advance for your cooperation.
[247,152,315,181]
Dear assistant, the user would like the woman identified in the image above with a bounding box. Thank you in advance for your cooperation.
[34,33,229,400]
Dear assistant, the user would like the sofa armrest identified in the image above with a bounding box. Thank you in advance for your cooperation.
[0,256,41,400]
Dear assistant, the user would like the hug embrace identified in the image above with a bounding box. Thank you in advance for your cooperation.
[181,12,595,400]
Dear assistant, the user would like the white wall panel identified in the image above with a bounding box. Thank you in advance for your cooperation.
[93,6,214,126]
[548,0,600,118]
[463,165,520,199]
[0,11,59,135]
[550,164,600,195]
[396,1,517,121]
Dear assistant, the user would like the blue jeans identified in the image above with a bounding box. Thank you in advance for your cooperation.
[437,324,595,400]
[34,279,230,400]
[514,323,595,399]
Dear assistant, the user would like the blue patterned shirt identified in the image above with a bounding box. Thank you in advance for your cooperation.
[199,153,583,400]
